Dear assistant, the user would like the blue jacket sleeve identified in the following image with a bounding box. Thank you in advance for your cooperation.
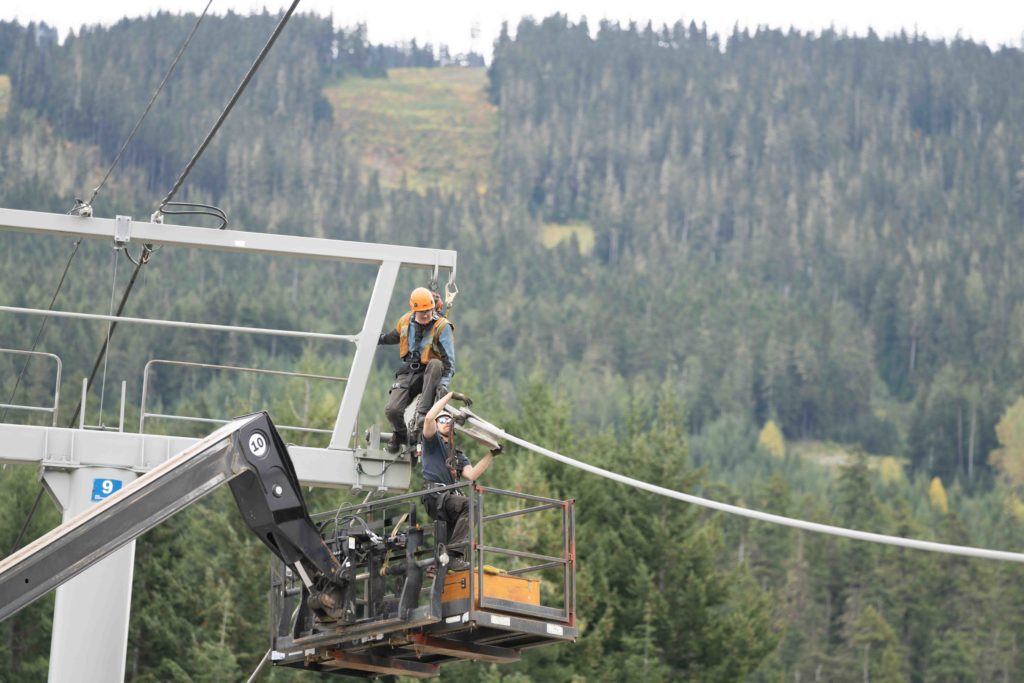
[438,325,455,386]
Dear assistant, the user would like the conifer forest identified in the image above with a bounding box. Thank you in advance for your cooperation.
[2,11,1024,682]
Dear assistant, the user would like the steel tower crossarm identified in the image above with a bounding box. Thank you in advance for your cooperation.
[0,207,457,451]
[0,207,458,681]
[0,208,457,270]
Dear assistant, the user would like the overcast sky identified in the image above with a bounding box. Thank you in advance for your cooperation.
[3,1,1023,57]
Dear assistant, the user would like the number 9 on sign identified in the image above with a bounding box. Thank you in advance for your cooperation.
[248,431,269,458]
[91,478,123,501]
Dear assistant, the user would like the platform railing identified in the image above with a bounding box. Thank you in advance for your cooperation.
[290,482,576,631]
[475,484,576,624]
[139,358,346,437]
[0,348,62,426]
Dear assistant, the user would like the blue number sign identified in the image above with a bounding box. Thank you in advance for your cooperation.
[91,478,123,502]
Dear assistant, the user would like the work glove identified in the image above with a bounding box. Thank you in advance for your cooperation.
[489,445,503,457]
[450,392,473,407]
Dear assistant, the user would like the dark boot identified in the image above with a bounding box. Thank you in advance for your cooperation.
[447,557,470,572]
[387,431,405,454]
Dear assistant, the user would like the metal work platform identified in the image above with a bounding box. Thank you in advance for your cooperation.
[271,483,577,678]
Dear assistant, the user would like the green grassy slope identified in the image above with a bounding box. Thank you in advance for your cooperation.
[0,74,10,117]
[323,68,496,194]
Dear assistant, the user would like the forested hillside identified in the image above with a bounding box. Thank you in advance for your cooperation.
[489,18,1024,480]
[2,12,1024,682]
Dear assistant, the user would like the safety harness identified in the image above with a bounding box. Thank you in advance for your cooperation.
[396,312,454,365]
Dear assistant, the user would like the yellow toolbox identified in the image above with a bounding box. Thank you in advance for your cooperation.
[441,566,540,606]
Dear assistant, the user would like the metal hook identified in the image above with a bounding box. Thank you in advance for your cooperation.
[444,281,459,309]
[430,252,440,291]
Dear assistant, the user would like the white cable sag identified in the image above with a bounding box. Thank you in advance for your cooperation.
[464,415,1024,564]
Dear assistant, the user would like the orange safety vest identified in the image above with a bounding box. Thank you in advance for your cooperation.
[396,312,454,365]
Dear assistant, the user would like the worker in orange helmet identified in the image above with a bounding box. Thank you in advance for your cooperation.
[378,287,456,452]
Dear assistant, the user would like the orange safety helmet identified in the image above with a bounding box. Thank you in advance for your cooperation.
[409,287,435,312]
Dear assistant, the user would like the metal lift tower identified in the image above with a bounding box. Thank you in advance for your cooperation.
[0,207,456,683]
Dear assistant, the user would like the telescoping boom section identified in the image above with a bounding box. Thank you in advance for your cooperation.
[0,412,577,678]
[0,412,347,623]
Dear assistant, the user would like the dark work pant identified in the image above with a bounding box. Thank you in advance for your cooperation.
[384,358,444,442]
[424,491,470,556]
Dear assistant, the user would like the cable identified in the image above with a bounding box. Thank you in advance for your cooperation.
[58,1,213,425]
[156,0,301,214]
[159,201,227,229]
[83,0,213,210]
[69,0,300,428]
[6,487,46,555]
[245,649,271,683]
[42,0,208,420]
[464,414,1024,565]
[97,246,120,427]
[122,244,149,267]
[1,162,92,556]
[66,245,152,428]
[357,457,397,478]
[1,238,80,555]
[4,0,289,568]
[1,238,82,423]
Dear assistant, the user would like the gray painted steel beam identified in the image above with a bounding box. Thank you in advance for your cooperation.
[46,471,137,683]
[0,208,456,270]
[330,260,400,449]
[0,423,410,491]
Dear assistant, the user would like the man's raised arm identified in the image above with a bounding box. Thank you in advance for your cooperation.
[422,391,454,441]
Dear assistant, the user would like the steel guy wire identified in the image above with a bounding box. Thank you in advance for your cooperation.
[6,488,46,556]
[97,246,120,427]
[156,0,301,214]
[5,0,274,555]
[2,212,84,556]
[83,0,214,210]
[69,1,300,427]
[65,0,214,426]
[66,246,151,429]
[0,239,80,421]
